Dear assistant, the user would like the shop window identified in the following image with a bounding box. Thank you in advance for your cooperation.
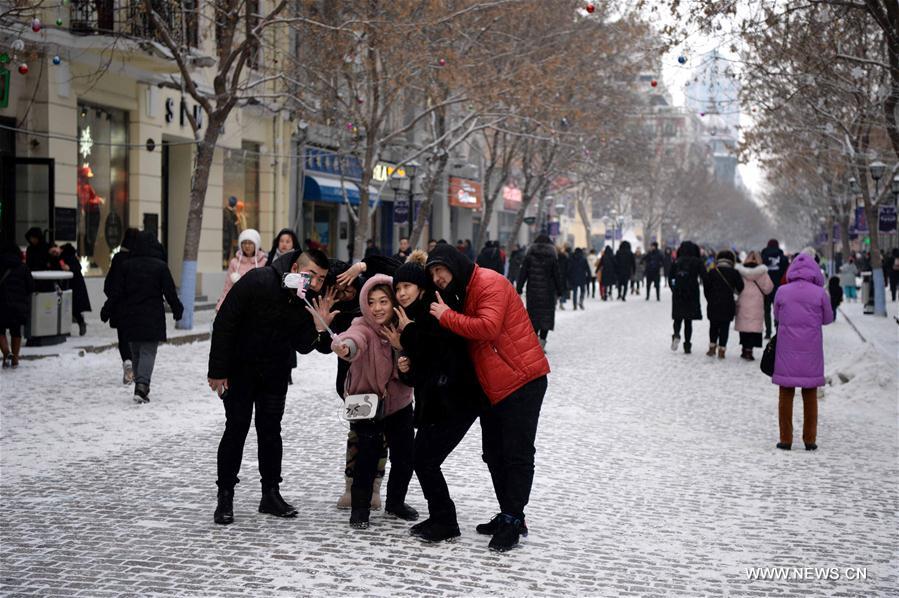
[76,103,128,275]
[221,142,261,268]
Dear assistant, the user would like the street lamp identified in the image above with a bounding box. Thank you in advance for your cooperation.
[390,162,419,237]
[869,160,886,195]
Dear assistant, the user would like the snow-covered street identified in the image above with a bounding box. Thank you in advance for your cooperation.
[1,292,896,597]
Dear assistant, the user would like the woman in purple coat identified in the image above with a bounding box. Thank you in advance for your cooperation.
[772,253,834,451]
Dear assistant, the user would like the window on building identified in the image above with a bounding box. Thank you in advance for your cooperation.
[75,103,128,275]
[221,142,261,268]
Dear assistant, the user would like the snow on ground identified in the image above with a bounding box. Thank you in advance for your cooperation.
[1,289,896,597]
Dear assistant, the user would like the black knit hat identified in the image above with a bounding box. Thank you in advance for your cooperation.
[394,261,428,289]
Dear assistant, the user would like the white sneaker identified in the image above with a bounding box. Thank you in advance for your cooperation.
[123,360,134,385]
[670,335,680,352]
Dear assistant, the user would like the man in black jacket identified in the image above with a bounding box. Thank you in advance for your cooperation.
[642,242,664,301]
[207,248,329,525]
[760,239,789,338]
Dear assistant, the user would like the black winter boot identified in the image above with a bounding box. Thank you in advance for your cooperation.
[683,342,692,354]
[259,487,298,518]
[385,502,419,521]
[476,513,529,537]
[214,488,234,525]
[488,514,525,552]
[349,508,370,529]
[133,383,150,404]
[417,520,461,543]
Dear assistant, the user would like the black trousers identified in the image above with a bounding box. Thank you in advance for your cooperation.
[216,372,287,491]
[351,403,415,511]
[117,328,132,362]
[616,282,628,299]
[646,274,660,300]
[673,318,693,343]
[414,413,477,523]
[709,320,730,346]
[764,293,774,337]
[480,376,547,521]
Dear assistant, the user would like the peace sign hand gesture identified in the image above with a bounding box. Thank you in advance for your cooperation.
[394,306,413,331]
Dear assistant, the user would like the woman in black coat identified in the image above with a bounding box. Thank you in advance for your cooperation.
[393,259,486,541]
[516,235,563,348]
[598,246,618,301]
[701,250,744,358]
[0,241,34,367]
[24,227,52,272]
[56,243,92,336]
[615,241,636,301]
[106,232,183,402]
[556,246,570,308]
[669,241,704,354]
[102,228,139,382]
[267,228,300,267]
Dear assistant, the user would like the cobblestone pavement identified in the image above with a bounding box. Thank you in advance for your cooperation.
[1,292,896,597]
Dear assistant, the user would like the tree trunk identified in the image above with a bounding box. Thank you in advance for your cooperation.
[505,185,547,255]
[177,125,220,329]
[865,201,887,316]
[411,155,448,249]
[477,183,503,249]
[840,213,851,262]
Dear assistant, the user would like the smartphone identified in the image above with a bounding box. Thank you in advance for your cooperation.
[296,272,312,299]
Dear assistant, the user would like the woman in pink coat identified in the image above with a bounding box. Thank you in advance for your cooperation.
[331,274,417,529]
[735,251,774,361]
[216,228,267,311]
[771,253,834,451]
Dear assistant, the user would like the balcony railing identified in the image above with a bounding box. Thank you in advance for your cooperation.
[69,0,198,47]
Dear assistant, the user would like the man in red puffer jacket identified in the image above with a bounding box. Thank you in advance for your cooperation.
[426,243,549,553]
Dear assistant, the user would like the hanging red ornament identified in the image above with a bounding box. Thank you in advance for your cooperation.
[650,80,658,88]
[438,58,446,67]
[31,18,42,33]
[18,63,29,75]
[585,3,595,13]
[345,122,354,131]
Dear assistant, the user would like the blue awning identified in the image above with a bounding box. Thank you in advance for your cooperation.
[303,173,379,206]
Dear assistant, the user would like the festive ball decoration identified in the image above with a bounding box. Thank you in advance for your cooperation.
[31,18,42,33]
[700,112,706,117]
[0,53,9,64]
[56,17,63,26]
[12,39,25,52]
[356,96,364,104]
[585,3,595,13]
[52,55,61,65]
[18,63,29,75]
[438,58,446,67]
[345,122,354,131]
[677,55,687,65]
[650,79,658,87]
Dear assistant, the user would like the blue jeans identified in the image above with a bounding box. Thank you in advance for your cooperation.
[843,285,857,299]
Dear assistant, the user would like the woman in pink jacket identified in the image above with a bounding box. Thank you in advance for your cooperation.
[772,253,834,451]
[216,228,267,311]
[332,274,418,529]
[735,251,774,361]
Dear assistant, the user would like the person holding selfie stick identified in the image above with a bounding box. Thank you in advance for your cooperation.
[207,248,330,525]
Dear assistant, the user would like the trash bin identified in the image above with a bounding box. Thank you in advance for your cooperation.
[861,270,875,315]
[26,271,74,346]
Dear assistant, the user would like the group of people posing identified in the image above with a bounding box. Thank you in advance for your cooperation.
[206,235,549,553]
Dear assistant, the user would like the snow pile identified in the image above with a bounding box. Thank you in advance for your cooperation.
[823,341,896,418]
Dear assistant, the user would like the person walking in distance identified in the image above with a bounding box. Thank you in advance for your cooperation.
[669,241,704,354]
[208,248,329,525]
[567,247,591,310]
[104,232,183,403]
[427,243,550,552]
[772,253,834,451]
[586,248,599,299]
[0,241,33,368]
[735,251,774,360]
[516,235,563,350]
[642,242,663,301]
[702,250,744,359]
[598,246,617,301]
[102,228,139,384]
[615,241,635,301]
[217,228,267,312]
[838,257,859,303]
[761,239,789,338]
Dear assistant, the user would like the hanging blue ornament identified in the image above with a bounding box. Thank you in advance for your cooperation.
[677,55,687,65]
[52,55,61,65]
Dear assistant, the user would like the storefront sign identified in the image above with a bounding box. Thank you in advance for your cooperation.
[502,184,522,210]
[372,163,406,182]
[879,206,897,233]
[104,210,124,248]
[165,97,204,130]
[54,207,77,241]
[448,177,482,209]
[853,206,868,233]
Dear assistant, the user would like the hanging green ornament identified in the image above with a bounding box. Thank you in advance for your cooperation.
[0,53,9,65]
[56,18,63,26]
